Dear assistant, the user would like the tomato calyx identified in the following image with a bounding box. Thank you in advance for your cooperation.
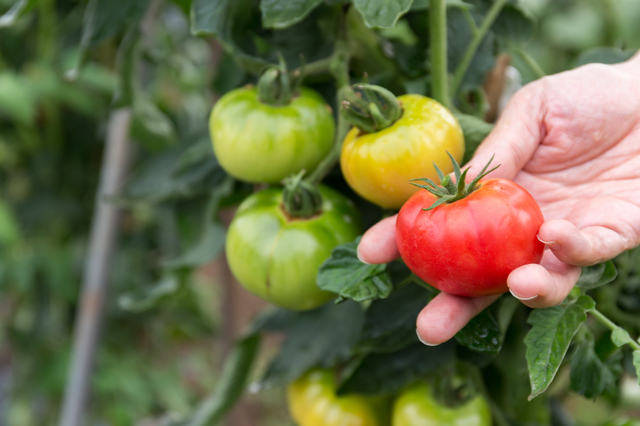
[282,170,323,218]
[340,83,402,133]
[410,153,499,211]
[431,370,479,409]
[257,55,301,106]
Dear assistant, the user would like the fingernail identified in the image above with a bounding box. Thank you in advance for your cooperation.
[509,289,538,301]
[416,329,440,346]
[356,245,371,264]
[537,234,558,245]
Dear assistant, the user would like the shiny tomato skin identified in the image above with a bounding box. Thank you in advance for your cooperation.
[340,94,464,209]
[226,185,361,311]
[287,368,390,426]
[210,86,335,184]
[396,179,544,297]
[392,382,492,426]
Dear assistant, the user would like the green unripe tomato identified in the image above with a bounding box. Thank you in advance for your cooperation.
[392,382,492,426]
[287,368,390,426]
[226,185,361,311]
[209,86,335,183]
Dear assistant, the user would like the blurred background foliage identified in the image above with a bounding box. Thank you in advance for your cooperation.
[0,0,639,425]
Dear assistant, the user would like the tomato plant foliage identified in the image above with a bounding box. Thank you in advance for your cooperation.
[3,0,640,424]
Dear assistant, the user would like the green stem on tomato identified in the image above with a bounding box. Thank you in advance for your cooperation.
[393,273,419,292]
[294,56,333,79]
[451,0,508,96]
[429,0,450,108]
[591,308,640,351]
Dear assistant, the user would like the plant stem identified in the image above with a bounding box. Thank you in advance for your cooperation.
[591,308,640,351]
[451,0,508,96]
[306,113,349,185]
[296,56,333,78]
[394,273,419,292]
[305,6,351,186]
[429,0,449,108]
[462,8,479,36]
[513,45,546,79]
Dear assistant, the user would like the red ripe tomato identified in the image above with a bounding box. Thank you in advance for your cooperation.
[396,178,544,297]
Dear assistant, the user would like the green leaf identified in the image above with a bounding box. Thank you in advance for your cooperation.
[0,72,37,124]
[317,239,393,303]
[191,0,267,73]
[611,327,633,348]
[577,261,618,292]
[634,351,640,386]
[447,8,496,92]
[0,200,20,245]
[353,0,413,29]
[165,178,233,269]
[67,0,149,80]
[131,94,178,151]
[575,47,637,67]
[81,0,150,47]
[337,342,455,396]
[168,334,261,426]
[110,25,138,106]
[122,137,227,203]
[167,0,191,15]
[118,275,181,312]
[492,4,534,43]
[525,295,596,400]
[259,301,364,389]
[410,0,471,11]
[570,337,616,399]
[356,282,433,353]
[454,112,494,164]
[165,221,226,269]
[0,0,38,27]
[455,307,502,354]
[260,0,323,29]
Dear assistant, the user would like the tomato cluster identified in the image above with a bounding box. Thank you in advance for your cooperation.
[287,369,390,426]
[211,81,361,311]
[210,74,544,426]
[287,368,492,426]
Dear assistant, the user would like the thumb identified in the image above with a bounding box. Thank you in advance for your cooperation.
[463,83,546,181]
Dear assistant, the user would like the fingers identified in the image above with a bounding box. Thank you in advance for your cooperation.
[507,250,582,308]
[416,293,501,346]
[416,249,582,345]
[464,83,546,181]
[356,215,400,264]
[538,219,633,266]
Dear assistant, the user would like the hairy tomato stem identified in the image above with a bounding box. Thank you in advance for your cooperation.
[305,5,351,186]
[430,0,450,108]
[591,308,640,351]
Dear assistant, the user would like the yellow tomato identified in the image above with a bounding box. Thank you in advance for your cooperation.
[340,94,464,209]
[287,369,390,426]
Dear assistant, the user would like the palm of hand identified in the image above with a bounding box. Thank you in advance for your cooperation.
[359,57,640,344]
[512,64,640,263]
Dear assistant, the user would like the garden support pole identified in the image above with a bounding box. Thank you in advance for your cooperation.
[58,109,132,426]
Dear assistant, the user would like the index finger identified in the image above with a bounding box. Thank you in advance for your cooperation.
[357,215,400,264]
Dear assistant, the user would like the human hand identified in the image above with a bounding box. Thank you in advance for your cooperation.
[357,54,640,345]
